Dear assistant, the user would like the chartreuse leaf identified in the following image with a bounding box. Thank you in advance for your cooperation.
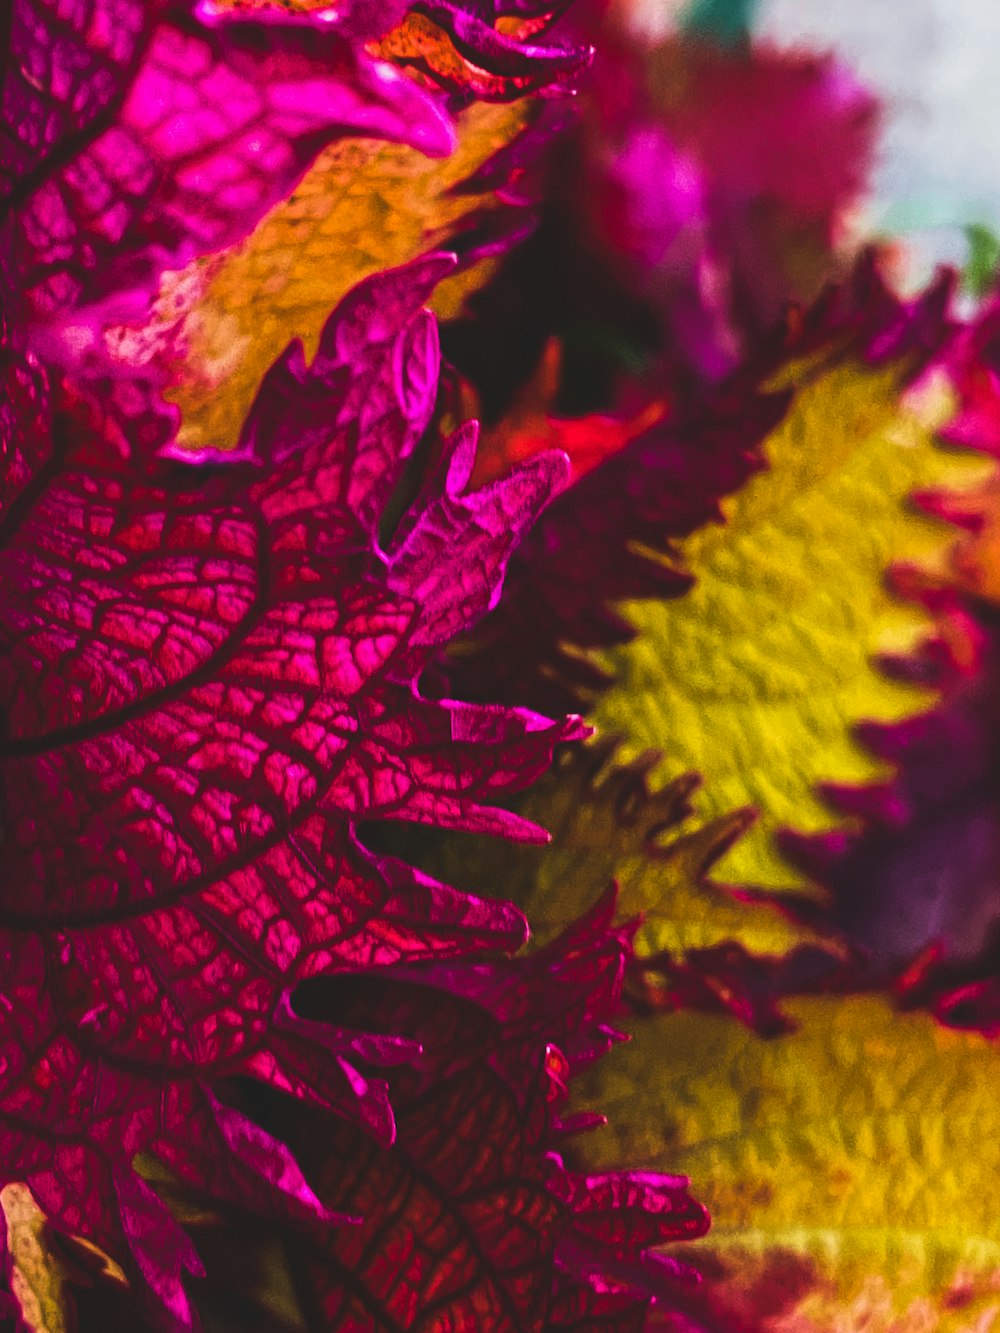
[964,223,1000,301]
[593,352,992,893]
[161,98,529,453]
[573,997,1000,1331]
[424,740,838,989]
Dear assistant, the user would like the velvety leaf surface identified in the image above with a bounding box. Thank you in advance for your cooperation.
[574,996,1000,1332]
[590,273,992,892]
[0,260,582,1321]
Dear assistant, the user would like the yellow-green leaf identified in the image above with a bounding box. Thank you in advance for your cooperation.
[574,997,1000,1332]
[147,98,528,454]
[593,352,992,892]
[422,738,837,973]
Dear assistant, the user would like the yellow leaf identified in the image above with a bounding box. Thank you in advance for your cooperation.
[592,350,992,892]
[574,997,1000,1332]
[152,98,528,454]
[422,738,838,979]
[1,1185,126,1333]
[2,1185,70,1333]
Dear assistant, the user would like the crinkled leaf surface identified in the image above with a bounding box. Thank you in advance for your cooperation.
[2,1,453,359]
[0,260,580,1321]
[291,905,708,1331]
[424,738,842,1034]
[592,289,992,892]
[151,96,535,454]
[574,996,1000,1332]
[373,3,590,101]
[443,374,783,715]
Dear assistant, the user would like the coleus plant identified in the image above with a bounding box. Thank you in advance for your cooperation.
[4,0,1000,1330]
[424,21,1000,1333]
[0,0,711,1328]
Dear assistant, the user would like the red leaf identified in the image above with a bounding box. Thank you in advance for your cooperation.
[289,896,708,1329]
[0,259,582,1320]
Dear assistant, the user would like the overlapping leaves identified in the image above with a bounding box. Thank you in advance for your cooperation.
[155,96,541,455]
[574,996,1000,1332]
[0,258,581,1321]
[425,736,844,1033]
[589,271,993,892]
[2,1,453,361]
[442,374,782,715]
[3,0,582,456]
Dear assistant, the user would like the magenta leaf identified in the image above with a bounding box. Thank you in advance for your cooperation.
[0,309,51,523]
[285,892,708,1330]
[1,2,454,391]
[413,0,590,95]
[0,259,583,1320]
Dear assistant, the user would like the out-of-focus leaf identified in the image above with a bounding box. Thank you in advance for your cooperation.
[948,476,1000,603]
[815,294,1000,998]
[570,19,878,386]
[2,1184,127,1333]
[573,995,1000,1332]
[592,286,992,892]
[150,98,533,454]
[3,1184,73,1333]
[679,0,756,47]
[964,224,1000,302]
[460,337,667,487]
